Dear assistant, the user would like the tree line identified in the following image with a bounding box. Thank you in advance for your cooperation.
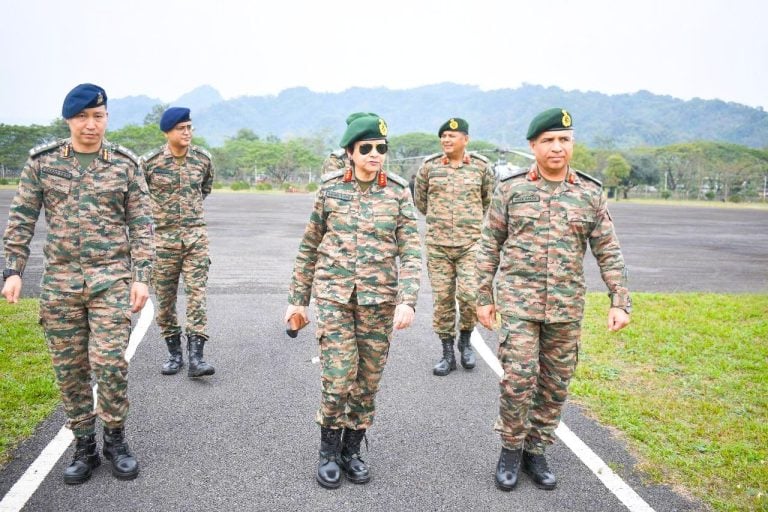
[1,111,767,202]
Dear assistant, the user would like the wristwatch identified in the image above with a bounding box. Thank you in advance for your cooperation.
[610,294,632,314]
[2,269,22,281]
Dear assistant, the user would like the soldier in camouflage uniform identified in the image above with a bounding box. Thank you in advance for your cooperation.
[141,107,215,379]
[321,148,347,175]
[414,118,495,376]
[1,84,154,484]
[475,108,631,491]
[284,112,421,489]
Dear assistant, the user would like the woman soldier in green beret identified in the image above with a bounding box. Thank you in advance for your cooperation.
[284,113,421,489]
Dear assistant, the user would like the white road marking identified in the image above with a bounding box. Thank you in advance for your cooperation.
[471,329,656,512]
[0,299,154,512]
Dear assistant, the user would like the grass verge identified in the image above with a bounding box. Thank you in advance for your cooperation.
[574,292,767,511]
[0,299,58,467]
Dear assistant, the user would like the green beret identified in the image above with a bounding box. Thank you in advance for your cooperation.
[339,112,388,148]
[526,108,574,140]
[438,117,469,137]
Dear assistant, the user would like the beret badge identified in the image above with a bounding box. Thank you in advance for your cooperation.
[561,110,572,128]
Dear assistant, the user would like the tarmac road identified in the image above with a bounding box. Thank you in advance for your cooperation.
[1,191,766,511]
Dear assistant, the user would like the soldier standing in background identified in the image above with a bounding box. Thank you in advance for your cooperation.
[141,107,215,378]
[2,83,154,484]
[476,108,631,491]
[414,118,495,376]
[284,112,421,489]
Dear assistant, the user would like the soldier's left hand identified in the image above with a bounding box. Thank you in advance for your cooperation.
[130,282,150,313]
[607,308,630,332]
[393,304,415,330]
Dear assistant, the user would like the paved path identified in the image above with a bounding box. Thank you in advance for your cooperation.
[1,191,766,511]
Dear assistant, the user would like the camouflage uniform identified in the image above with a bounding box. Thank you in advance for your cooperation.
[320,149,347,175]
[288,169,421,429]
[414,151,495,338]
[2,138,154,437]
[141,144,214,339]
[476,164,630,454]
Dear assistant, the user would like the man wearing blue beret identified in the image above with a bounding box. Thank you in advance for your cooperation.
[2,83,154,484]
[476,108,631,491]
[141,107,216,378]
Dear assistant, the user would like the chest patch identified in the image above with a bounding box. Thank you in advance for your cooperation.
[41,168,72,179]
[512,194,540,204]
[325,191,353,201]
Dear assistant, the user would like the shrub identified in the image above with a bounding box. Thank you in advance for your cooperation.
[0,178,8,185]
[306,182,318,192]
[661,190,672,199]
[728,195,743,203]
[705,191,715,200]
[230,181,250,191]
[255,182,272,191]
[212,182,224,189]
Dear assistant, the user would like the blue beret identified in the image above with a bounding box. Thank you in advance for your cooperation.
[339,112,388,148]
[526,108,573,140]
[61,83,107,119]
[438,117,469,136]
[160,107,191,132]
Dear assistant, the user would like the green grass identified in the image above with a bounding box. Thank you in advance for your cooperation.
[574,293,768,511]
[0,299,59,467]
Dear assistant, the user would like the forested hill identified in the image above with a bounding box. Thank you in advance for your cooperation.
[108,83,768,149]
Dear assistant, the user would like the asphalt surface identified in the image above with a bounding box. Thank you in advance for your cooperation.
[1,190,766,512]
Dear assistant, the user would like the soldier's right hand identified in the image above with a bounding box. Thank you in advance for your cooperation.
[1,275,22,304]
[284,305,308,325]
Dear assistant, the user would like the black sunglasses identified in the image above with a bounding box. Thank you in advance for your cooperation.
[358,143,388,155]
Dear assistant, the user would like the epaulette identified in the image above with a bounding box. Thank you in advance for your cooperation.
[386,171,408,188]
[191,144,213,160]
[499,168,527,182]
[111,144,140,166]
[468,151,490,163]
[321,169,345,183]
[29,139,64,158]
[422,152,443,163]
[140,147,163,163]
[330,148,346,158]
[575,169,602,187]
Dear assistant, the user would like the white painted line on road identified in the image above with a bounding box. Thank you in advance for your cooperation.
[0,299,154,512]
[470,328,656,512]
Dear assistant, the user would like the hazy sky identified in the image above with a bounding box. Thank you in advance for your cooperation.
[1,0,766,125]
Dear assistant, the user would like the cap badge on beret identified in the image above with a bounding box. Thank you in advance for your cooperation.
[561,110,572,128]
[96,92,104,106]
[449,119,459,130]
[379,119,388,137]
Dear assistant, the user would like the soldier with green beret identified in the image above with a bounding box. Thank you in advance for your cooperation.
[2,83,154,484]
[285,112,421,488]
[476,108,631,491]
[414,117,495,377]
[141,107,216,379]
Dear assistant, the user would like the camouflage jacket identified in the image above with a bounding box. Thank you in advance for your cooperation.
[414,151,495,246]
[320,149,347,175]
[140,144,214,242]
[3,138,154,293]
[476,164,631,323]
[288,170,421,307]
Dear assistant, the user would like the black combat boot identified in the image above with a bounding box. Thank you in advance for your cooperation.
[102,426,139,480]
[522,451,557,490]
[495,447,523,491]
[187,334,215,378]
[317,427,343,489]
[457,330,476,369]
[161,333,184,375]
[340,428,370,484]
[432,336,457,376]
[63,433,100,485]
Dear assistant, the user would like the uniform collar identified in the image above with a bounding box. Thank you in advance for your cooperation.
[526,163,579,185]
[440,152,471,166]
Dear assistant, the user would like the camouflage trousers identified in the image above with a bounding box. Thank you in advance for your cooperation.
[314,296,394,430]
[495,316,581,454]
[426,241,478,339]
[153,230,210,339]
[39,280,132,437]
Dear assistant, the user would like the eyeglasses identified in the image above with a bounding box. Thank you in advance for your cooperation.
[174,124,194,133]
[358,143,388,155]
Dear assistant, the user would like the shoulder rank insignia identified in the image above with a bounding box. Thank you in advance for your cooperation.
[191,144,212,160]
[321,169,345,183]
[140,146,164,163]
[469,151,490,163]
[386,171,408,188]
[575,169,602,187]
[499,168,527,182]
[29,139,65,158]
[422,152,442,163]
[111,143,139,166]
